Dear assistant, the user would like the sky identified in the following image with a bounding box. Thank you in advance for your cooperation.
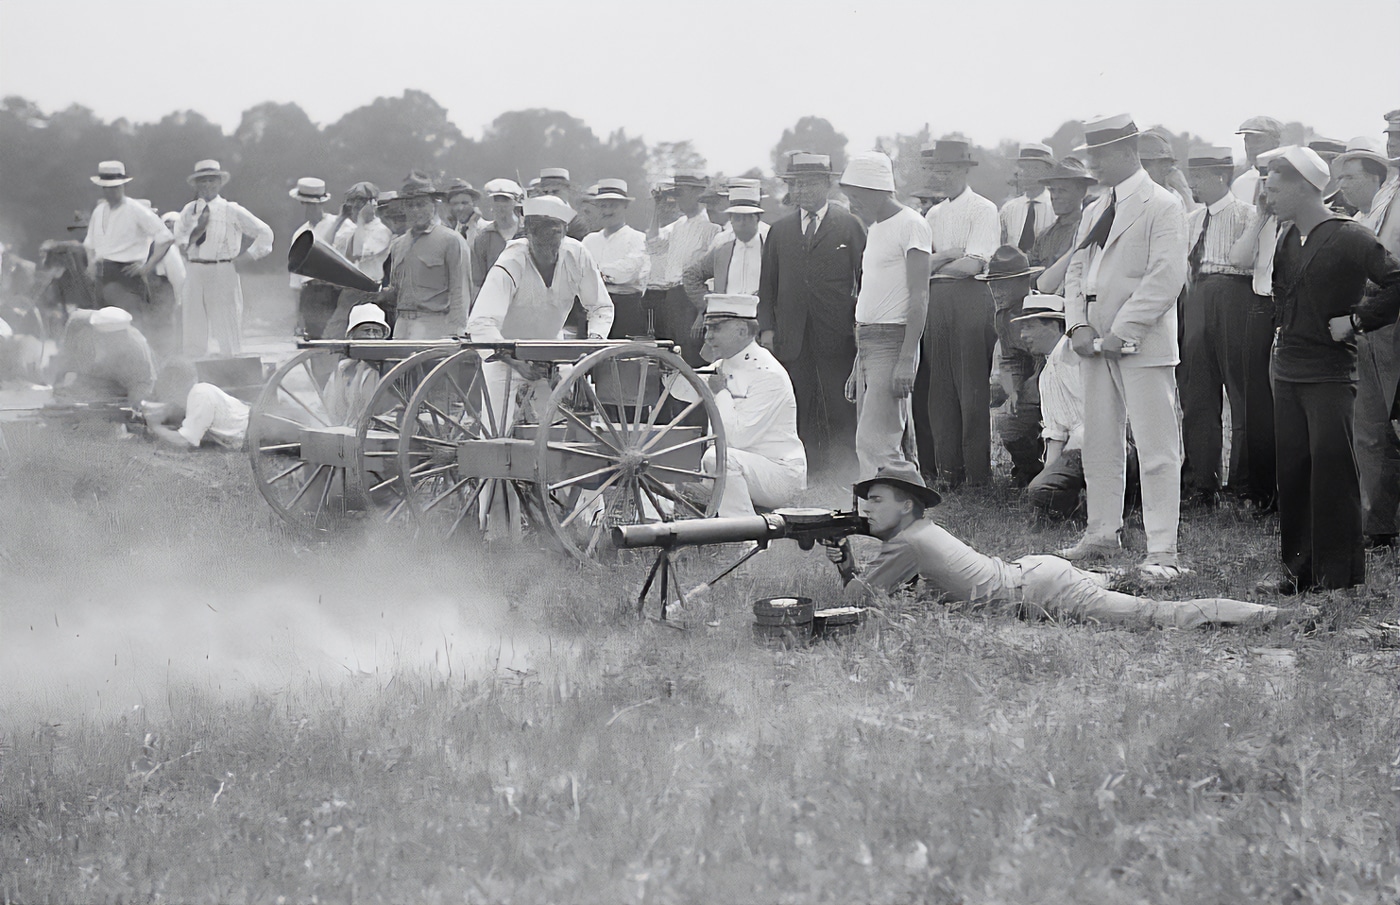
[2,0,1397,175]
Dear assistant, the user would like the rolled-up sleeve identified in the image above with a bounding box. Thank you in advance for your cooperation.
[467,265,514,342]
[578,248,614,338]
[233,204,275,260]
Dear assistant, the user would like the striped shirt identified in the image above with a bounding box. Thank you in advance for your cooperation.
[174,196,274,263]
[647,211,721,288]
[1187,193,1254,277]
[999,190,1055,247]
[1039,336,1084,450]
[925,186,1000,262]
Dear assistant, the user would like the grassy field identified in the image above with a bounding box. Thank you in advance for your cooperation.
[0,420,1396,904]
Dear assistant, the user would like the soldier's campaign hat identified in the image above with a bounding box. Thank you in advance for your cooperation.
[703,293,759,319]
[443,178,481,200]
[1265,146,1331,192]
[1038,157,1096,184]
[723,184,764,215]
[921,137,978,166]
[522,195,576,223]
[590,178,634,202]
[1186,146,1234,169]
[483,178,525,200]
[782,152,837,179]
[398,172,444,200]
[91,160,133,187]
[1010,291,1067,323]
[289,177,332,203]
[1136,129,1176,162]
[1333,136,1391,170]
[839,152,896,192]
[854,460,942,509]
[1016,142,1055,163]
[187,159,231,187]
[975,245,1044,281]
[1236,115,1284,137]
[1075,114,1139,151]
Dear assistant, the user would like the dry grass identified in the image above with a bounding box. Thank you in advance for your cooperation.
[0,422,1397,904]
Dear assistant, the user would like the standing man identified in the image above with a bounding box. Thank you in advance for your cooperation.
[976,246,1045,486]
[581,179,650,337]
[1262,146,1400,592]
[1233,116,1283,203]
[646,170,720,364]
[1030,157,1095,293]
[694,293,806,518]
[82,161,174,344]
[1335,135,1400,547]
[1060,115,1190,583]
[327,182,394,337]
[1179,147,1256,506]
[533,168,591,241]
[443,179,484,248]
[999,143,1057,251]
[174,159,274,357]
[380,174,469,340]
[289,177,352,340]
[838,152,932,477]
[471,178,525,301]
[758,154,866,477]
[683,184,766,336]
[1137,130,1199,212]
[920,136,1001,487]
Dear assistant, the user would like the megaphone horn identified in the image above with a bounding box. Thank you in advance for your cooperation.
[287,231,382,293]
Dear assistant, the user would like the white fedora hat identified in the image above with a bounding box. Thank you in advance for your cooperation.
[187,159,231,187]
[91,160,133,187]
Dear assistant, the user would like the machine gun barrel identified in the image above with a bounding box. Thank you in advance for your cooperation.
[612,509,869,552]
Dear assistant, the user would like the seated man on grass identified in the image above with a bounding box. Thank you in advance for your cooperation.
[142,359,249,451]
[49,306,155,407]
[825,461,1310,629]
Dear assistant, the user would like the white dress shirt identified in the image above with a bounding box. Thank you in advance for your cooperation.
[1231,167,1261,205]
[999,190,1055,247]
[468,238,614,341]
[1083,168,1153,296]
[1038,336,1084,450]
[335,218,394,281]
[647,211,720,287]
[175,196,274,263]
[725,233,764,296]
[84,199,172,263]
[926,186,1000,262]
[582,224,651,295]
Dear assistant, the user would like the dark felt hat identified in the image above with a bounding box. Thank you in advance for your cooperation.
[854,461,942,509]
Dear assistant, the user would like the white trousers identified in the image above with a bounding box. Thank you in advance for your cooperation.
[701,447,805,517]
[1080,359,1182,555]
[183,261,243,357]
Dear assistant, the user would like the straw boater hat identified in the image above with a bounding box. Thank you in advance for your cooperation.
[1187,146,1234,170]
[186,159,231,187]
[1038,157,1096,184]
[839,152,896,192]
[1075,114,1140,151]
[783,152,837,180]
[347,303,390,332]
[1016,142,1055,164]
[703,293,759,319]
[91,160,133,187]
[522,195,576,222]
[483,177,525,200]
[591,178,634,202]
[289,177,332,203]
[1265,146,1331,192]
[921,137,978,166]
[670,168,709,189]
[1010,291,1067,323]
[975,245,1044,282]
[1333,136,1392,170]
[723,184,765,215]
[538,167,571,186]
[89,307,133,333]
[854,460,942,509]
[443,177,481,201]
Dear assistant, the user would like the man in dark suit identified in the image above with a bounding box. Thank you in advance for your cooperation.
[758,153,866,477]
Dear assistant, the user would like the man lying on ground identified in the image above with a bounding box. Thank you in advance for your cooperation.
[825,461,1310,629]
[141,359,249,451]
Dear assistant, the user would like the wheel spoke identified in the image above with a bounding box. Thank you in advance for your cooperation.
[642,374,677,433]
[267,460,306,484]
[643,464,710,481]
[547,461,620,494]
[445,480,488,537]
[544,442,625,464]
[642,474,707,519]
[578,375,626,449]
[257,442,301,453]
[311,465,336,525]
[640,399,702,452]
[609,357,628,442]
[410,463,457,480]
[422,399,475,438]
[288,464,328,507]
[631,357,652,433]
[276,384,330,427]
[424,478,471,512]
[645,432,716,459]
[256,412,311,433]
[558,469,624,529]
[299,358,333,418]
[554,403,620,453]
[639,478,672,523]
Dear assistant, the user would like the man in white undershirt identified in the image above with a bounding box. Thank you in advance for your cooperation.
[581,179,650,337]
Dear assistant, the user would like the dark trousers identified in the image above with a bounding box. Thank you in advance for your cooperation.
[919,278,996,486]
[1181,274,1253,493]
[784,325,858,479]
[1243,296,1277,506]
[608,292,649,339]
[651,286,704,366]
[298,281,341,340]
[1354,324,1400,536]
[995,399,1043,485]
[1273,379,1365,590]
[95,259,151,328]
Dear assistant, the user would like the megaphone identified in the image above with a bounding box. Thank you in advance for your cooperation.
[287,231,381,293]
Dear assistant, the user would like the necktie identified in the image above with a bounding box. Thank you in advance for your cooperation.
[1077,190,1116,252]
[803,211,818,249]
[189,203,210,250]
[1018,200,1037,251]
[1189,209,1211,275]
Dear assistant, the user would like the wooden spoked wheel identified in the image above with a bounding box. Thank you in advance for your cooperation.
[351,348,455,524]
[534,343,725,564]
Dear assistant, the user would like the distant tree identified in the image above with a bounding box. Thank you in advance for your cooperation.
[325,90,466,191]
[771,116,848,175]
[229,102,335,260]
[131,110,235,215]
[646,140,707,183]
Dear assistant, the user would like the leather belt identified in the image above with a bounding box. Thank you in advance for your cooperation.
[189,259,235,264]
[396,309,444,319]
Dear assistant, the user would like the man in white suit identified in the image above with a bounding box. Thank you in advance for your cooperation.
[1059,114,1190,583]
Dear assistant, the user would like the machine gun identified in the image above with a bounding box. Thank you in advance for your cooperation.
[612,508,869,620]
